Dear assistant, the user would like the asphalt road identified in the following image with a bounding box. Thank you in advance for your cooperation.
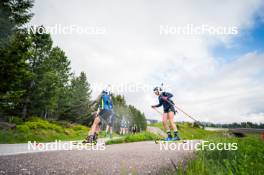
[0,138,114,156]
[0,140,200,175]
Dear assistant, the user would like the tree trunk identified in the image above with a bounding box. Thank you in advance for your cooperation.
[22,96,29,120]
[22,80,34,120]
[44,108,47,119]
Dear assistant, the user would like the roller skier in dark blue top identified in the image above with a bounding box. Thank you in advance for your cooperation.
[151,86,181,141]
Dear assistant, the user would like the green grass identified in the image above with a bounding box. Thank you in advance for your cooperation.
[149,122,222,140]
[106,132,159,145]
[105,122,223,145]
[0,117,90,143]
[0,120,223,144]
[174,134,264,175]
[150,122,264,174]
[98,130,119,138]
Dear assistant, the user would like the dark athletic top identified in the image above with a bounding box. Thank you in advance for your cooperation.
[154,92,175,112]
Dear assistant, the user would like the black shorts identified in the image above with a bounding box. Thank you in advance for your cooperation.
[164,107,176,114]
[98,109,115,127]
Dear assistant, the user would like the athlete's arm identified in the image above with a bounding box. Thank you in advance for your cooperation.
[152,98,162,108]
[164,92,173,98]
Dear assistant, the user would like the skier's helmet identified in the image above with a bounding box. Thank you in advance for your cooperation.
[102,88,111,96]
[153,86,162,93]
[102,85,112,95]
[102,89,108,95]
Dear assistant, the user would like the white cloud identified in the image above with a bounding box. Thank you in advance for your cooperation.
[165,53,264,123]
[30,0,264,123]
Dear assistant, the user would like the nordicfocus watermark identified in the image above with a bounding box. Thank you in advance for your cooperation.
[28,24,106,35]
[28,140,106,151]
[91,82,172,94]
[160,141,238,151]
[160,24,238,36]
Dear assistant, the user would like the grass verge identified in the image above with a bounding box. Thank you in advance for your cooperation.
[106,132,159,145]
[174,134,264,175]
[149,122,223,140]
[0,117,89,143]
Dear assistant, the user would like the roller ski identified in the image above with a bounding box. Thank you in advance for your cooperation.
[155,136,186,144]
[72,134,97,146]
[155,130,186,144]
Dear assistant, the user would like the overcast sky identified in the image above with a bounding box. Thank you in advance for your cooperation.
[29,0,264,123]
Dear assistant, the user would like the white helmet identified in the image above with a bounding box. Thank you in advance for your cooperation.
[102,85,111,95]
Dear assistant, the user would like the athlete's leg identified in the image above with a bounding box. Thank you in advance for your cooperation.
[106,125,109,133]
[105,111,113,137]
[85,115,100,143]
[162,113,169,130]
[105,125,109,137]
[109,126,113,138]
[168,111,180,139]
[122,128,125,135]
[163,113,172,139]
[108,113,114,138]
[123,128,125,135]
[93,124,100,141]
[95,124,100,133]
[168,111,177,131]
[89,116,100,136]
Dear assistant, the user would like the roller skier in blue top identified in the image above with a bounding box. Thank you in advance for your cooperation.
[101,90,115,138]
[151,86,181,141]
[84,89,114,143]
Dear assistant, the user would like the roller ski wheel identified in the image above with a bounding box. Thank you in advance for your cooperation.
[154,138,187,144]
[72,140,97,146]
[82,140,97,145]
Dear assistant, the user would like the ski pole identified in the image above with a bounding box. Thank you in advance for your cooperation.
[152,107,163,115]
[165,99,202,125]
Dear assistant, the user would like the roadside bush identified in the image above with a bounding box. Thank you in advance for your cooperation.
[8,116,23,125]
[0,117,90,143]
[50,120,73,128]
[16,125,30,133]
[72,124,88,131]
[27,117,44,122]
[24,118,63,132]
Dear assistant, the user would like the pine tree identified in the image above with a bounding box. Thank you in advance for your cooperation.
[61,72,92,122]
[0,0,34,118]
[0,0,33,47]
